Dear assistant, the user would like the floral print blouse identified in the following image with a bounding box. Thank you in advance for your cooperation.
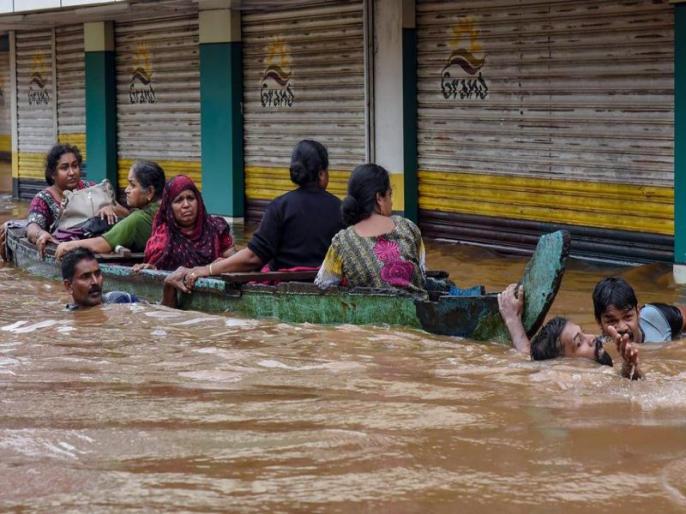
[315,215,427,297]
[26,180,92,233]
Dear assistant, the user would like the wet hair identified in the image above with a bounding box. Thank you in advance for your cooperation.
[61,247,97,282]
[289,139,329,186]
[341,163,391,226]
[45,143,83,186]
[592,277,638,322]
[530,316,568,361]
[130,160,166,200]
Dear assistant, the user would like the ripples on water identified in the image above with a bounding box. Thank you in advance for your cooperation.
[1,198,686,512]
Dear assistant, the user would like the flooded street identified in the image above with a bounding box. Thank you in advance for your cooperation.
[1,195,686,513]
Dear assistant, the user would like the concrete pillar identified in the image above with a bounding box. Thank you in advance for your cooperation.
[199,2,244,219]
[373,0,417,220]
[84,21,117,184]
[674,1,686,282]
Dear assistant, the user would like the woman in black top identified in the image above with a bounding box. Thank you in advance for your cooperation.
[165,139,344,293]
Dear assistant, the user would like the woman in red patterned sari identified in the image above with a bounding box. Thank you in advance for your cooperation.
[135,175,234,271]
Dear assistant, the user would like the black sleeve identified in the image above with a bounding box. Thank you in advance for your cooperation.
[247,200,282,264]
[650,303,683,338]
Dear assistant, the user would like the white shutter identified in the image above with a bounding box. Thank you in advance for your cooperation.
[15,29,54,194]
[115,14,201,190]
[56,25,85,158]
[0,47,10,157]
[416,0,674,261]
[242,0,366,208]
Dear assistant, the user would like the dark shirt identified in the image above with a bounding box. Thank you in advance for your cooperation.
[67,291,139,310]
[248,185,344,270]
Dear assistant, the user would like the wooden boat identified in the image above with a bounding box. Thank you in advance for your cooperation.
[4,224,569,342]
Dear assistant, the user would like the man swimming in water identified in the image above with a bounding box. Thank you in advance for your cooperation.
[592,277,686,344]
[61,247,138,310]
[498,283,642,380]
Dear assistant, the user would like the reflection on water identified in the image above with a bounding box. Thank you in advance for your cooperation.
[1,198,686,512]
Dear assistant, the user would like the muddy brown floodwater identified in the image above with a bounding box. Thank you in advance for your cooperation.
[1,194,686,513]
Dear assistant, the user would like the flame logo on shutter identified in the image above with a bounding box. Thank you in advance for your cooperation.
[440,17,489,100]
[260,37,294,108]
[129,42,157,104]
[28,52,50,105]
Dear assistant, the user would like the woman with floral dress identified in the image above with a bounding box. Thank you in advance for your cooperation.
[315,163,427,298]
[24,144,128,257]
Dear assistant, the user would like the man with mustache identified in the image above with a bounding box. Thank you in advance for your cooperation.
[498,283,642,380]
[61,247,138,310]
[593,277,686,345]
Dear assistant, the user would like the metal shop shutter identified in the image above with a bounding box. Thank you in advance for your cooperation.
[15,29,55,198]
[416,0,674,262]
[242,0,366,220]
[115,14,201,191]
[0,47,10,159]
[56,25,85,160]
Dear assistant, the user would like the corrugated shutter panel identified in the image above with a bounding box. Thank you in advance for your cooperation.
[242,1,366,220]
[115,14,201,191]
[416,0,674,262]
[56,25,85,160]
[16,29,54,198]
[0,48,10,157]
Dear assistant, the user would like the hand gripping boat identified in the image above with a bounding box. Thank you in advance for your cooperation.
[5,224,569,342]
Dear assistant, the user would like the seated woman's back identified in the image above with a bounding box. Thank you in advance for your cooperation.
[316,164,426,297]
[250,184,342,270]
[247,139,343,270]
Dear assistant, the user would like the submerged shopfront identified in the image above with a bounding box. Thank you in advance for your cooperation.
[0,0,683,266]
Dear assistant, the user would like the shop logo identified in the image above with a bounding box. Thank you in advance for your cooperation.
[28,53,50,105]
[129,43,157,104]
[441,17,488,100]
[260,38,294,108]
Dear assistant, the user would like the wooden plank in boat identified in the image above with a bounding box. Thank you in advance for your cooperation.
[219,270,319,284]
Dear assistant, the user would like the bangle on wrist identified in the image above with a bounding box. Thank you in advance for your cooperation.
[208,263,214,276]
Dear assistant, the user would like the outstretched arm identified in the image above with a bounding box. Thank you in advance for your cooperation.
[606,325,643,380]
[498,283,530,355]
[55,237,113,260]
[180,248,265,290]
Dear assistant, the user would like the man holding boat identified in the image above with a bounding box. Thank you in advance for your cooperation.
[498,283,643,380]
[61,247,138,310]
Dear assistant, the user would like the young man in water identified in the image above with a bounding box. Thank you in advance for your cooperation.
[61,247,138,310]
[498,283,642,380]
[592,277,686,344]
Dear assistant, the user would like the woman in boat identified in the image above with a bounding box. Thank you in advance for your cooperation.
[133,174,234,271]
[166,139,343,294]
[315,163,427,297]
[24,143,129,257]
[53,160,166,260]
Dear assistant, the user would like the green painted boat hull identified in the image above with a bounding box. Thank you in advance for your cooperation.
[5,226,569,342]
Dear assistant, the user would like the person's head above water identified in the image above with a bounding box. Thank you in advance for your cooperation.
[530,316,613,367]
[289,139,329,189]
[592,277,641,343]
[341,163,392,226]
[61,247,104,308]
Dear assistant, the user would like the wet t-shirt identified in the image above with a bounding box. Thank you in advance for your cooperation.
[67,291,139,310]
[639,303,683,343]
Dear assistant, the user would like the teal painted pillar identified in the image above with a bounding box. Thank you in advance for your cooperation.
[84,22,117,185]
[199,7,244,218]
[402,20,418,223]
[675,3,686,265]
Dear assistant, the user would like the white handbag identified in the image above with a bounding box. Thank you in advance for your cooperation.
[57,179,115,230]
